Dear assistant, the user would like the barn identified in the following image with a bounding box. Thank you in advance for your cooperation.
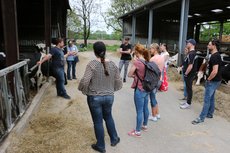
[119,0,230,65]
[0,0,71,142]
[0,0,70,66]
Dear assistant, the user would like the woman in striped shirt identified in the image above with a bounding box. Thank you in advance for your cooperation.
[78,41,122,153]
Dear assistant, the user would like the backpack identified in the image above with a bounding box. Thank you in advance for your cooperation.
[136,59,161,92]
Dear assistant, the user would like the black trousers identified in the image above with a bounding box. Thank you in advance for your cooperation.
[184,74,195,105]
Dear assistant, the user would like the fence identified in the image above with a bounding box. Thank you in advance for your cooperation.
[0,60,31,142]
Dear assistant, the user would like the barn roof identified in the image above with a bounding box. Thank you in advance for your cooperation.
[119,0,230,23]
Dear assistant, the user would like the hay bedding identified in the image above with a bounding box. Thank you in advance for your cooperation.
[8,54,97,153]
[168,67,230,122]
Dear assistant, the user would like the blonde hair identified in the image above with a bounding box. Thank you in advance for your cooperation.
[150,43,160,54]
[134,44,150,62]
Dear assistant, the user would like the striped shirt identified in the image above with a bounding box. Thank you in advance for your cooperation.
[78,60,122,95]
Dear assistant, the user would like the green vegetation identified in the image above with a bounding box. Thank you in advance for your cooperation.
[78,43,119,52]
[199,21,230,42]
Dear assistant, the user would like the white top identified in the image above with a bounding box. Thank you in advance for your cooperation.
[161,51,169,68]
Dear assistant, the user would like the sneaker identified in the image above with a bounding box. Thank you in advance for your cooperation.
[111,137,120,147]
[191,118,204,125]
[180,103,191,109]
[91,144,106,153]
[180,102,186,105]
[128,130,141,138]
[149,116,157,122]
[156,114,161,119]
[206,115,213,118]
[179,97,187,100]
[141,125,148,132]
[61,94,71,99]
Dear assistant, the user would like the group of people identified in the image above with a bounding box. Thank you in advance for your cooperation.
[37,37,222,153]
[77,38,169,152]
[179,38,222,124]
[38,38,79,100]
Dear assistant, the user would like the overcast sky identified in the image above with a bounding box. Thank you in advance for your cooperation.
[69,0,113,34]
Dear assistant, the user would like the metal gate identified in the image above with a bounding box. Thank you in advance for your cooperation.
[0,60,30,142]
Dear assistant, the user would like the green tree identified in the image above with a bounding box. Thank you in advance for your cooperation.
[103,0,147,32]
[200,21,230,42]
[67,9,82,39]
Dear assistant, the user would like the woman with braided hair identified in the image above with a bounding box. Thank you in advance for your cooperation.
[78,41,122,153]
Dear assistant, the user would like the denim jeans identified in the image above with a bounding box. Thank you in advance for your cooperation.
[119,60,130,79]
[182,72,187,97]
[87,95,119,150]
[67,61,76,79]
[149,88,157,107]
[134,88,149,132]
[53,67,67,96]
[199,81,221,121]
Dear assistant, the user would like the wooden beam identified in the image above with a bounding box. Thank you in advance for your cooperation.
[1,0,19,66]
[44,0,51,48]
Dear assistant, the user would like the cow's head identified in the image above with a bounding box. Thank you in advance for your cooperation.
[35,43,46,53]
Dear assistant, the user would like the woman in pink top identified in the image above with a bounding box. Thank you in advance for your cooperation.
[149,43,165,122]
[127,44,150,137]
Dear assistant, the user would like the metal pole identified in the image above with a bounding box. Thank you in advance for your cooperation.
[178,0,190,66]
[219,21,224,42]
[132,15,136,45]
[148,9,154,48]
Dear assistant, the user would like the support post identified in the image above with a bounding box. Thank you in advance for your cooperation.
[178,0,190,66]
[44,0,51,49]
[219,21,224,42]
[1,0,19,66]
[195,24,200,43]
[131,15,136,45]
[148,9,154,48]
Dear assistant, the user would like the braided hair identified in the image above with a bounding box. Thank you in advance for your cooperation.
[93,41,109,76]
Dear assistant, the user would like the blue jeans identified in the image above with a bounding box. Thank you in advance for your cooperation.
[87,95,119,150]
[67,61,76,79]
[53,67,67,96]
[182,72,187,97]
[149,88,157,107]
[119,60,130,79]
[134,88,149,132]
[199,81,221,121]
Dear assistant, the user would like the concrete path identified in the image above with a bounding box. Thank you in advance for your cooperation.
[103,52,230,153]
[7,51,230,153]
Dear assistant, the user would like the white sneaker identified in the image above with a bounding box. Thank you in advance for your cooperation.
[180,103,191,109]
[180,102,186,105]
[156,114,161,119]
[149,116,157,122]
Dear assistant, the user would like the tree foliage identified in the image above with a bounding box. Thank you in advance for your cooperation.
[200,22,230,42]
[71,0,97,46]
[67,9,81,39]
[103,0,148,32]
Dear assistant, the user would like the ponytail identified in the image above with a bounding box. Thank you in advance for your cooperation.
[100,54,109,76]
[93,41,109,76]
[143,48,150,62]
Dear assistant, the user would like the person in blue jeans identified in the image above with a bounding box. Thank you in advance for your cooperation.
[192,39,222,124]
[38,38,71,99]
[128,44,149,137]
[66,40,78,80]
[78,41,122,153]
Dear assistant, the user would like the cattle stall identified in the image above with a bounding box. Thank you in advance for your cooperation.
[0,0,70,142]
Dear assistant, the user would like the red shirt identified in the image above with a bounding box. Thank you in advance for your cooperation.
[131,60,145,91]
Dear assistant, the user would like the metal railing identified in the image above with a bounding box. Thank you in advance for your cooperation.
[0,60,31,142]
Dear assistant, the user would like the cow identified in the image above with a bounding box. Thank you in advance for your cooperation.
[0,52,6,70]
